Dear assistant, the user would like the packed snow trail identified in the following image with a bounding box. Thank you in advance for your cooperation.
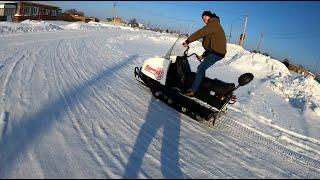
[0,23,319,178]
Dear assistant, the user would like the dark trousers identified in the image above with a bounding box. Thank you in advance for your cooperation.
[191,53,222,92]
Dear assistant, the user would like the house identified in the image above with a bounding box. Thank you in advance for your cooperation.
[282,60,316,79]
[113,17,125,25]
[0,1,17,21]
[60,13,98,23]
[0,1,62,22]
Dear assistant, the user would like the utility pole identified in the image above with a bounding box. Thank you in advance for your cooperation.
[228,23,233,43]
[257,32,264,51]
[239,15,248,47]
[112,2,117,26]
[188,20,194,36]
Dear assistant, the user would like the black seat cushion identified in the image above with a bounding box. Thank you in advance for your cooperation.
[187,72,235,95]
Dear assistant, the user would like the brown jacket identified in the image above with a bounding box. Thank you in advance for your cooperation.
[186,17,227,57]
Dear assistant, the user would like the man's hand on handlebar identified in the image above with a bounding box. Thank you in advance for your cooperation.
[182,41,189,48]
[196,54,204,62]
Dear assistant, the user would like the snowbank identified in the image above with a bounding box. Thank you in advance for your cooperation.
[227,45,320,118]
[0,20,63,34]
[189,42,320,118]
[0,20,137,35]
[266,73,320,117]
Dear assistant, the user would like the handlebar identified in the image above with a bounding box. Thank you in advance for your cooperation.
[183,46,190,56]
[184,46,200,60]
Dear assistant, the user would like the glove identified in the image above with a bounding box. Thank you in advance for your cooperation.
[182,40,189,47]
[196,55,203,61]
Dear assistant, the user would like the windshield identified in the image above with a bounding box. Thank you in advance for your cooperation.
[164,36,187,59]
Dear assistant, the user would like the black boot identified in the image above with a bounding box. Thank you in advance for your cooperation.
[185,89,195,97]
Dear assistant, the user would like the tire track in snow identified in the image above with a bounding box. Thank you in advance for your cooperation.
[212,115,320,175]
[0,41,48,144]
[52,35,144,177]
[56,35,154,177]
[69,34,192,176]
[67,39,152,172]
[1,54,25,97]
[176,115,318,177]
[228,105,320,157]
[61,38,127,175]
[51,39,111,177]
[65,35,147,135]
[0,112,9,141]
[0,53,25,139]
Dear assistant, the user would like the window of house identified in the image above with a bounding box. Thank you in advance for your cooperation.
[45,9,49,15]
[32,7,38,15]
[24,7,31,16]
[4,8,15,16]
[52,9,56,16]
[0,8,4,16]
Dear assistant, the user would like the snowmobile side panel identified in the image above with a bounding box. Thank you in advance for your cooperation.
[141,57,171,85]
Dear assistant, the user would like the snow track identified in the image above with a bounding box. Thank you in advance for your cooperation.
[216,116,320,172]
[0,26,319,178]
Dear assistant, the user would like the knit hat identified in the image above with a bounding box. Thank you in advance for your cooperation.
[202,11,220,20]
[202,11,213,18]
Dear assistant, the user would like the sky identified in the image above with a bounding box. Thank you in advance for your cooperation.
[49,1,320,73]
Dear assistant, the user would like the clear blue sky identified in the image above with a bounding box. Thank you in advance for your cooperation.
[51,1,320,73]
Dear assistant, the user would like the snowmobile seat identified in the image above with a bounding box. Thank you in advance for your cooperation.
[186,72,235,95]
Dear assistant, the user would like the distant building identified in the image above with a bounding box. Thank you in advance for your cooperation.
[113,17,126,24]
[0,1,62,22]
[61,13,98,23]
[282,60,316,79]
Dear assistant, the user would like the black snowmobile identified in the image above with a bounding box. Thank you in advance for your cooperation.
[134,38,254,125]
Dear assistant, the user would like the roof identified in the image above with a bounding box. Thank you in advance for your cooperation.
[0,1,59,8]
[0,1,19,3]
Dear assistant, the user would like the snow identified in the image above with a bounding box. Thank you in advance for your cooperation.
[0,20,63,34]
[0,20,319,178]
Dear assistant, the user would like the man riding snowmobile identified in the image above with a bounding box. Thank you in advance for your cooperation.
[183,11,227,97]
[134,35,254,124]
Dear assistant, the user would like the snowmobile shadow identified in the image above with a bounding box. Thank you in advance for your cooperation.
[123,96,184,179]
[0,55,138,177]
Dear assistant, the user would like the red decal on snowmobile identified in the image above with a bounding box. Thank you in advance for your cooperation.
[144,65,164,80]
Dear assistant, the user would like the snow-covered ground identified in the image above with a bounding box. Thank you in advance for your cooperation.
[0,20,319,178]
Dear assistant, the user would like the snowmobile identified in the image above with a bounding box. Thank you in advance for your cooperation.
[134,38,254,125]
